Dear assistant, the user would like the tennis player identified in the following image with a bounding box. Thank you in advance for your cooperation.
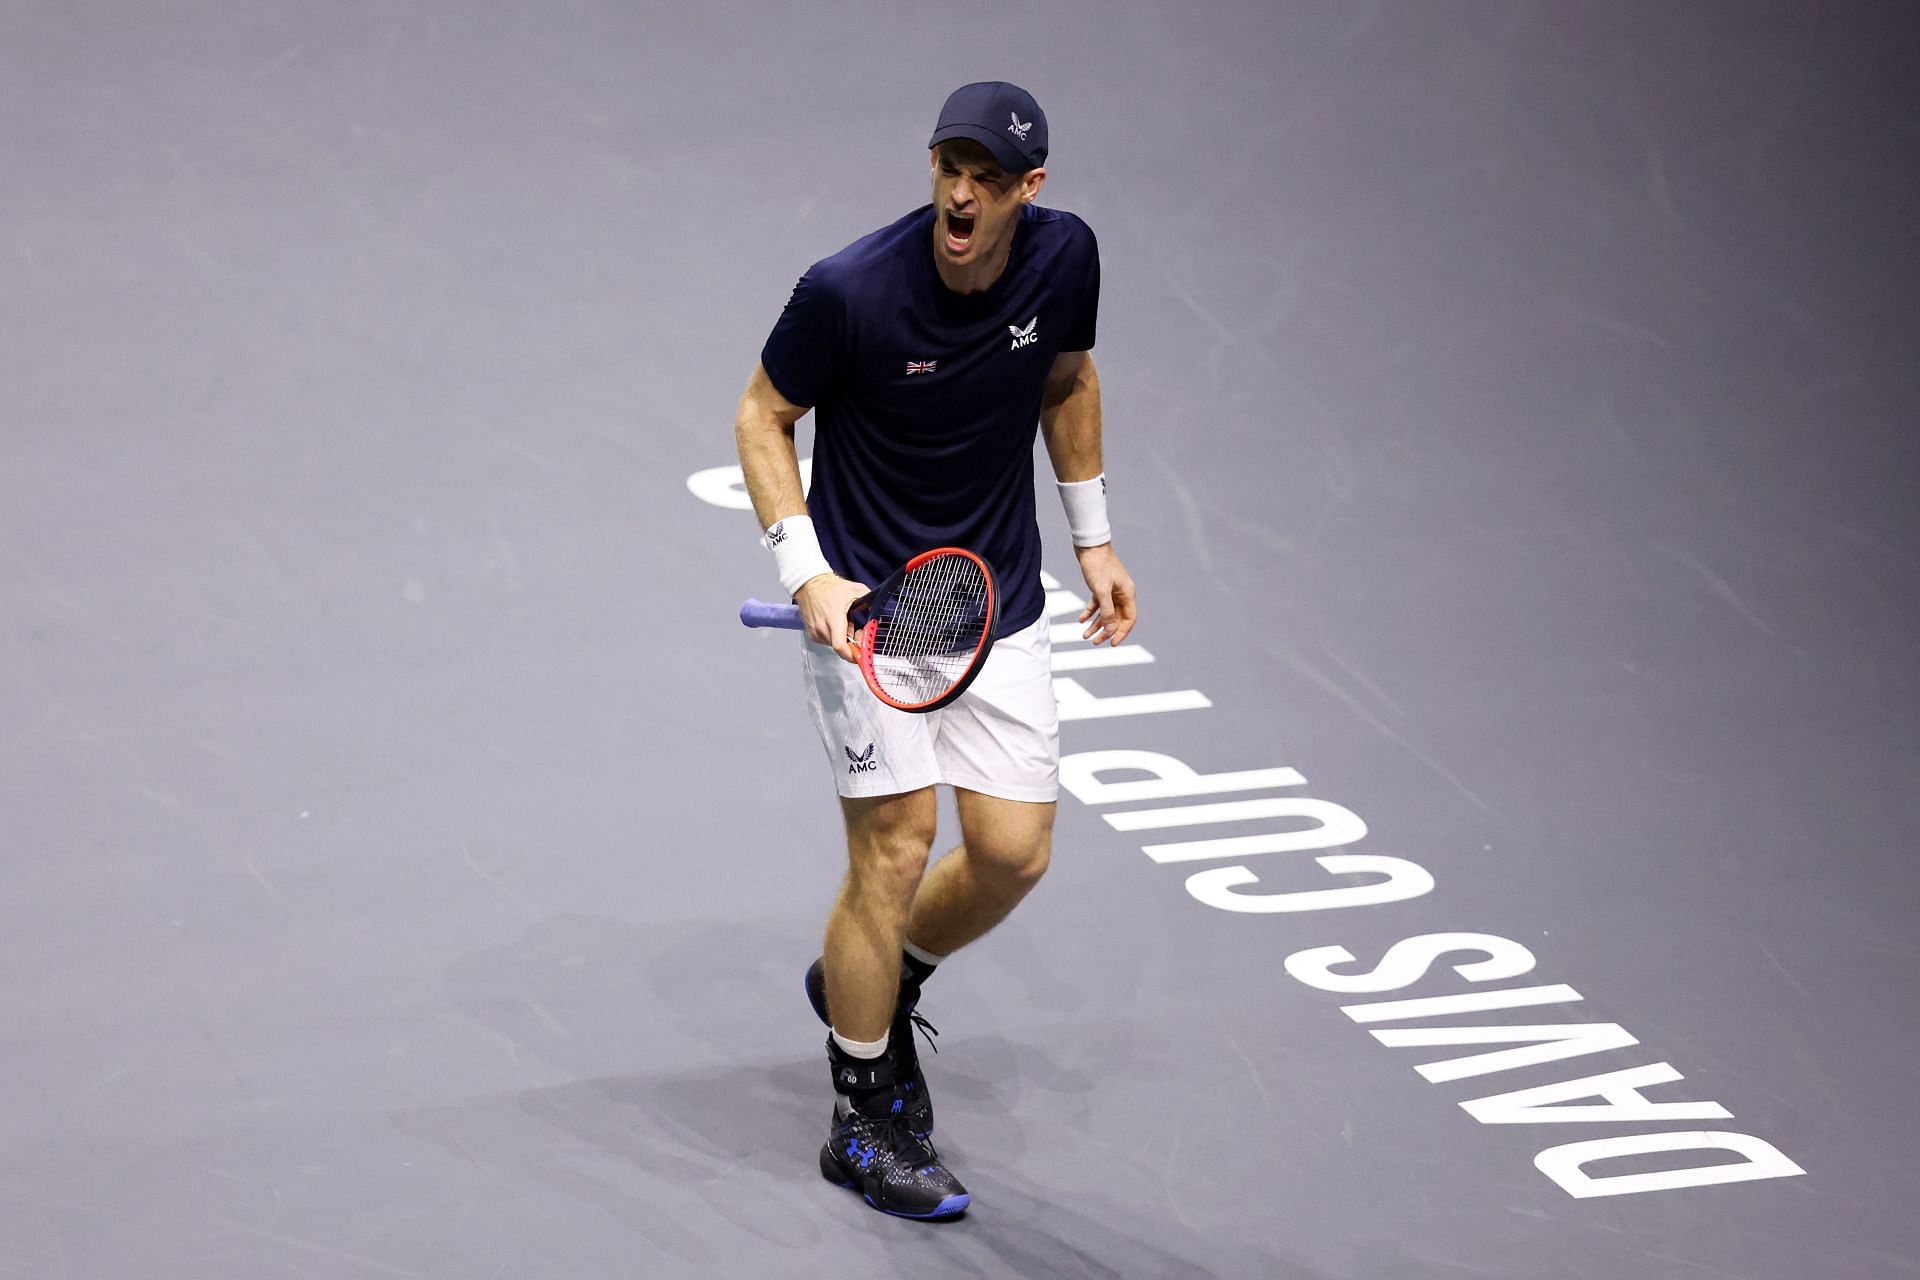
[733,81,1137,1220]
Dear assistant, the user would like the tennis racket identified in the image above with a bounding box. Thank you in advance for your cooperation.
[740,547,1000,713]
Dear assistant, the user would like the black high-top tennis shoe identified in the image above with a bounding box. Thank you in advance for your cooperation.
[805,956,937,1138]
[819,1037,969,1220]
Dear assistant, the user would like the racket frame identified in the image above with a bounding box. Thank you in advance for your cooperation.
[853,547,1000,713]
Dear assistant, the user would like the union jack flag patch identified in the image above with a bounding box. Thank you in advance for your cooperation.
[905,360,937,375]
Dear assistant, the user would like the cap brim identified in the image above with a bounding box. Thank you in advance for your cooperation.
[928,123,1036,173]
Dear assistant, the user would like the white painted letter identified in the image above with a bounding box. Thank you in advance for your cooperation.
[1186,855,1435,914]
[1059,751,1304,806]
[1285,933,1540,994]
[1535,1132,1805,1198]
[1045,588,1089,618]
[1343,985,1584,1024]
[1051,645,1158,673]
[1111,796,1360,834]
[1372,1023,1639,1083]
[1461,1063,1733,1125]
[1054,678,1211,722]
[1140,799,1367,861]
[687,459,811,509]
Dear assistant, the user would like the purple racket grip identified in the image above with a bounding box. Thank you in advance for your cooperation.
[739,598,804,630]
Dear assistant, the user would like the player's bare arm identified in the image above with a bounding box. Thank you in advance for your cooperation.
[733,362,867,661]
[1040,349,1138,646]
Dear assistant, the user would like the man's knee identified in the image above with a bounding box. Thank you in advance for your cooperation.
[843,792,937,900]
[963,826,1051,892]
[955,793,1054,890]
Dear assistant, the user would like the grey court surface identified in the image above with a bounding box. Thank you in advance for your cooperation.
[4,2,1918,1277]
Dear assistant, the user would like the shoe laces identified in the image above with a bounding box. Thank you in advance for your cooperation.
[850,1094,939,1169]
[882,1098,939,1169]
[891,1008,938,1075]
[905,1010,938,1053]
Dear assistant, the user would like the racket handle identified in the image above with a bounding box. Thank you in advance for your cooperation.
[740,598,804,630]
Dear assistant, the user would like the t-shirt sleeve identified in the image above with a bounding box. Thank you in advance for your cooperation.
[1061,221,1100,352]
[759,267,845,409]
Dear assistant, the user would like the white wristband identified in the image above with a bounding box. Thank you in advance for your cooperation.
[1057,474,1111,548]
[764,514,835,597]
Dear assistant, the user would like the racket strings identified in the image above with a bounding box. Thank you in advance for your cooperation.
[869,555,990,706]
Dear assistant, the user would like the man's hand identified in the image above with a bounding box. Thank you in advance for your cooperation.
[795,574,870,663]
[1074,543,1138,646]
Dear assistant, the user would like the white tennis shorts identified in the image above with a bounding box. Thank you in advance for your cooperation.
[803,612,1060,802]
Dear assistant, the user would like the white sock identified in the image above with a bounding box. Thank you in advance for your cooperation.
[902,939,947,968]
[830,1028,889,1059]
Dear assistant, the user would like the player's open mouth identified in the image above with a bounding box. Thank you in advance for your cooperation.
[945,211,975,252]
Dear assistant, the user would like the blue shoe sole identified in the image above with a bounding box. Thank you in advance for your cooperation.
[821,1150,968,1219]
[867,1192,970,1220]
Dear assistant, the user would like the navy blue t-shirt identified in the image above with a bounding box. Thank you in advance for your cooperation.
[760,203,1100,633]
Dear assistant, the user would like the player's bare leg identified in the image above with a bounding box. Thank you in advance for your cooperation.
[821,788,938,1042]
[905,789,1055,957]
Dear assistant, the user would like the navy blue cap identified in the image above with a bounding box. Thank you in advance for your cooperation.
[928,81,1048,172]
